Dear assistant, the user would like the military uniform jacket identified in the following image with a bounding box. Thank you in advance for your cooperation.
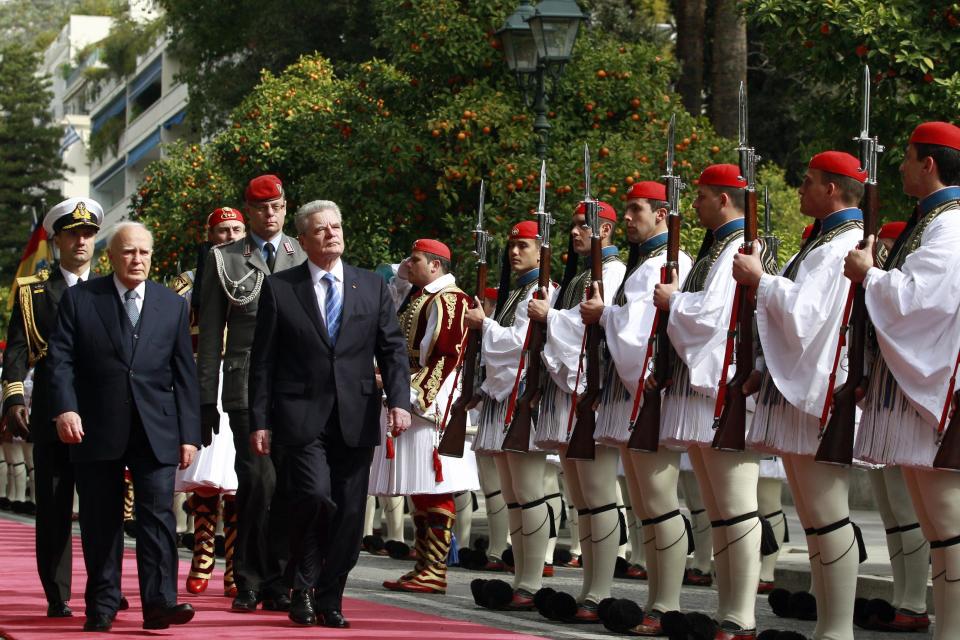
[197,234,306,412]
[2,268,68,444]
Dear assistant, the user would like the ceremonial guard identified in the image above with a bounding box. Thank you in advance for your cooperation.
[1,198,101,618]
[173,207,246,597]
[372,239,479,594]
[197,174,306,611]
[464,220,554,605]
[531,197,625,619]
[847,121,960,640]
[734,151,868,639]
[656,164,774,638]
[581,180,693,633]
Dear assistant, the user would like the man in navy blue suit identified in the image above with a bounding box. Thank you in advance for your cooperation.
[48,221,202,632]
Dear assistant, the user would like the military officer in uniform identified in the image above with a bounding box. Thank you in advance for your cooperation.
[2,197,102,618]
[197,174,306,612]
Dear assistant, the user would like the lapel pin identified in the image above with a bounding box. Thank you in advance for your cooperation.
[352,282,358,289]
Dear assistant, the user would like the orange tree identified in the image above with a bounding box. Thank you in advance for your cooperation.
[135,0,750,282]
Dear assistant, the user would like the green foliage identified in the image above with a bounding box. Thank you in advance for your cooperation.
[134,1,736,283]
[0,0,125,50]
[756,163,805,267]
[88,111,125,162]
[0,43,65,280]
[96,15,166,80]
[744,0,960,219]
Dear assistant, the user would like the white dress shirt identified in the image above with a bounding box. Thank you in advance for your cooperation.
[61,266,90,288]
[307,258,344,323]
[113,275,146,315]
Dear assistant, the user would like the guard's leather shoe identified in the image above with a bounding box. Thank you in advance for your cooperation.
[505,589,536,611]
[560,554,581,568]
[142,603,195,630]
[288,589,317,626]
[714,620,756,639]
[231,590,259,612]
[625,564,648,580]
[224,585,238,598]
[757,580,775,594]
[878,609,931,632]
[118,595,129,611]
[629,611,664,635]
[542,563,554,577]
[573,601,600,623]
[83,613,114,632]
[684,567,713,586]
[47,601,73,618]
[318,608,349,628]
[186,577,208,594]
[261,592,291,611]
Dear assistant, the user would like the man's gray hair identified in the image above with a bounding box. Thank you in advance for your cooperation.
[107,220,153,252]
[295,200,342,234]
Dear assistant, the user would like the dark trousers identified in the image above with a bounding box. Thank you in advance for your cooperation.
[229,410,288,596]
[282,410,373,608]
[74,418,178,618]
[33,440,75,604]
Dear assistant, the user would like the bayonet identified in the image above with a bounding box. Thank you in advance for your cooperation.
[536,160,553,247]
[583,143,593,202]
[764,186,771,237]
[855,65,883,184]
[473,180,489,264]
[736,81,759,189]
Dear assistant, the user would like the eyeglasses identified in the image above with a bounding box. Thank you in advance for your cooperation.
[252,201,286,213]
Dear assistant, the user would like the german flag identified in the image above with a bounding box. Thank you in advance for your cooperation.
[7,224,53,311]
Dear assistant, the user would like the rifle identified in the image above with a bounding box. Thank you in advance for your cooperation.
[762,187,779,270]
[816,65,882,466]
[502,161,553,453]
[438,181,490,458]
[712,82,760,452]
[628,114,683,452]
[566,146,604,460]
[934,388,960,471]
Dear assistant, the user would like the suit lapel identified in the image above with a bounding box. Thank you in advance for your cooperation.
[131,282,162,364]
[340,263,359,332]
[92,279,130,363]
[47,270,67,305]
[274,234,302,272]
[244,236,271,274]
[294,264,331,347]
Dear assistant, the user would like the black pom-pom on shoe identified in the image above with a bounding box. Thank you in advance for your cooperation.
[788,591,817,621]
[481,579,513,609]
[767,588,791,617]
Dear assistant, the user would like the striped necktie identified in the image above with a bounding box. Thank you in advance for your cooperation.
[323,272,341,344]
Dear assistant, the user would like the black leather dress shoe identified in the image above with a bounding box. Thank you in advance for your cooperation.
[231,590,259,612]
[83,613,113,632]
[288,589,317,626]
[47,601,73,617]
[118,595,129,611]
[318,609,349,628]
[142,603,195,630]
[261,592,291,612]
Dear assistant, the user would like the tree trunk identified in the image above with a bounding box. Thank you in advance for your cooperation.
[673,0,706,116]
[709,0,747,138]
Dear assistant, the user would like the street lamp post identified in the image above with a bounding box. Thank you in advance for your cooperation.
[497,0,587,161]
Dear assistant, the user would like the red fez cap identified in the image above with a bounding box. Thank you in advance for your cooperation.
[626,181,667,202]
[484,287,499,301]
[207,206,245,228]
[909,121,960,151]
[802,224,814,240]
[878,221,907,241]
[808,151,867,182]
[698,164,747,189]
[244,174,284,203]
[510,220,539,239]
[574,200,618,222]
[412,238,451,260]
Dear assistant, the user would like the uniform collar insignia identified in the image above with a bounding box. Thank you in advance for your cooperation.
[282,240,294,254]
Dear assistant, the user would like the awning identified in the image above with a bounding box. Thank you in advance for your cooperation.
[127,128,161,166]
[91,95,126,133]
[163,108,186,129]
[91,158,125,189]
[128,57,162,102]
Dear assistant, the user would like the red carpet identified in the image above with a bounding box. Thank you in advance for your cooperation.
[0,518,541,639]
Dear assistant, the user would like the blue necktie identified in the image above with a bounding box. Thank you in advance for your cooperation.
[124,289,140,327]
[324,272,341,344]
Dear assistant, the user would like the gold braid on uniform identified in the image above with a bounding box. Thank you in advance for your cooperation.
[17,273,50,367]
[1,382,25,405]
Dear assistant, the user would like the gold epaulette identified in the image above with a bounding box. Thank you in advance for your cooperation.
[18,278,47,367]
[1,381,25,405]
[16,269,50,288]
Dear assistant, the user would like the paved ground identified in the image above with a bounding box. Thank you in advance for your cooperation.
[0,499,933,639]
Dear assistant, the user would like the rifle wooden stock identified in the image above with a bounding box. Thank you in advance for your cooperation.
[816,182,878,465]
[629,214,682,452]
[502,247,552,453]
[438,263,488,457]
[934,390,960,471]
[566,235,604,461]
[712,190,758,452]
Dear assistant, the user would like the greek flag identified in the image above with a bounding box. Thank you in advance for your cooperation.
[59,125,81,156]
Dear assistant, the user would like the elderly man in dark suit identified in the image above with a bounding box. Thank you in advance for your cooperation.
[48,221,201,632]
[249,200,410,628]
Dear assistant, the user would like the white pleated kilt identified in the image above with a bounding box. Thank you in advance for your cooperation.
[660,365,716,450]
[595,372,634,447]
[532,379,572,451]
[546,453,562,468]
[369,414,479,496]
[853,359,939,468]
[748,379,821,457]
[473,393,542,454]
[176,367,238,494]
[679,453,694,472]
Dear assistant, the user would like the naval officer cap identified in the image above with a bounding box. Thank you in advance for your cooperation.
[43,197,104,236]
